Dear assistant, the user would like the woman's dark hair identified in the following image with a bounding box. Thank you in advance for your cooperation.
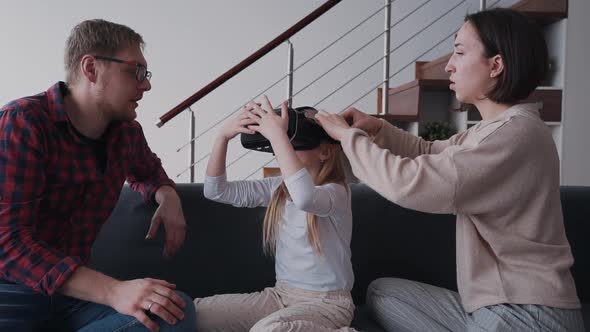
[465,8,548,104]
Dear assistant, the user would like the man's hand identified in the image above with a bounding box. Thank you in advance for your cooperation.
[108,278,186,332]
[59,267,187,332]
[147,186,186,258]
[340,107,383,137]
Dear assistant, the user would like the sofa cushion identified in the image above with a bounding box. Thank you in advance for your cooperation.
[561,186,590,304]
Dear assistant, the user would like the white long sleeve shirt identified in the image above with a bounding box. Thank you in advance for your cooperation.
[204,168,354,292]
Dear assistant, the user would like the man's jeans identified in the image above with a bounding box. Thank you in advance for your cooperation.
[0,279,197,331]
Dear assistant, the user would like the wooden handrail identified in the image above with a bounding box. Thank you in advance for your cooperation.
[156,0,342,127]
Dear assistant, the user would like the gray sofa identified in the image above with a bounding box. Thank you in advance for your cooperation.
[89,184,590,331]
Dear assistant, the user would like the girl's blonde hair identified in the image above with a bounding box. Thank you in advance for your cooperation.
[262,145,346,256]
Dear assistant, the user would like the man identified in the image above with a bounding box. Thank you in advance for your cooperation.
[0,19,197,331]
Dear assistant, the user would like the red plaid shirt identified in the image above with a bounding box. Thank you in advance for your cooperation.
[0,82,174,295]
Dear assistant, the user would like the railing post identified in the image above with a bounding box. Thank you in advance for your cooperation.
[381,0,392,115]
[188,107,196,183]
[287,40,294,107]
[480,0,486,11]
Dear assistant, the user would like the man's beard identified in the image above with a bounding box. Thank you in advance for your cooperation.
[96,93,136,123]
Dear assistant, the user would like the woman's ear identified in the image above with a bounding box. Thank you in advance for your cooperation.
[489,54,504,78]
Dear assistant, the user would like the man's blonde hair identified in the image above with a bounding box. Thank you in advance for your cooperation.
[65,19,144,84]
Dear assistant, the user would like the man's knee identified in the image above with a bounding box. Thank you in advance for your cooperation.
[165,291,196,331]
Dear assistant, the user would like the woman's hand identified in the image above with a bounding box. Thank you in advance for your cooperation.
[314,110,351,141]
[340,107,383,136]
[246,96,289,142]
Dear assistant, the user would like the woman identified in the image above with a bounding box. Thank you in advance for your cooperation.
[315,8,584,332]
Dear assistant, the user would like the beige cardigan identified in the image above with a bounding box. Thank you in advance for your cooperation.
[340,103,580,312]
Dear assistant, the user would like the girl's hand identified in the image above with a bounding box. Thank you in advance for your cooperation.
[218,107,257,141]
[246,96,289,141]
[314,110,351,141]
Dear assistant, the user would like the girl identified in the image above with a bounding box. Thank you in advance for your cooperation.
[194,96,356,332]
[315,8,584,332]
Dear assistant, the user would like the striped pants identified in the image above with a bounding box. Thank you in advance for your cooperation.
[367,278,585,332]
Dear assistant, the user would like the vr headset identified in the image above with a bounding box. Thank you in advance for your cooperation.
[240,106,338,153]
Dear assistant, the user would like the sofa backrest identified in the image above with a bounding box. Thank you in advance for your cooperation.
[90,184,590,305]
[560,186,590,303]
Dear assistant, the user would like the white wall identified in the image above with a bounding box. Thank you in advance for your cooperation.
[1,0,525,183]
[561,0,590,186]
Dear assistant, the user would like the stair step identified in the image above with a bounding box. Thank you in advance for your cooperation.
[377,79,450,121]
[415,56,451,81]
[510,0,568,24]
[414,0,567,82]
[467,88,562,122]
[263,167,281,178]
[379,83,561,124]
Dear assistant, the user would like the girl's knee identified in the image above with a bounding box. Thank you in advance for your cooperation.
[250,318,281,332]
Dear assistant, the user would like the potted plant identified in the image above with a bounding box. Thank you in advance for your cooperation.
[420,121,456,141]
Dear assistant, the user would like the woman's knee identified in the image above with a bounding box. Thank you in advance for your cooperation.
[367,277,412,300]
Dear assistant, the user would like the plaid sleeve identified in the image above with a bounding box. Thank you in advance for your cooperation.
[0,106,82,295]
[125,121,175,203]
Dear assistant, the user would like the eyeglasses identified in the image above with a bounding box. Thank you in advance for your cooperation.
[93,55,152,83]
